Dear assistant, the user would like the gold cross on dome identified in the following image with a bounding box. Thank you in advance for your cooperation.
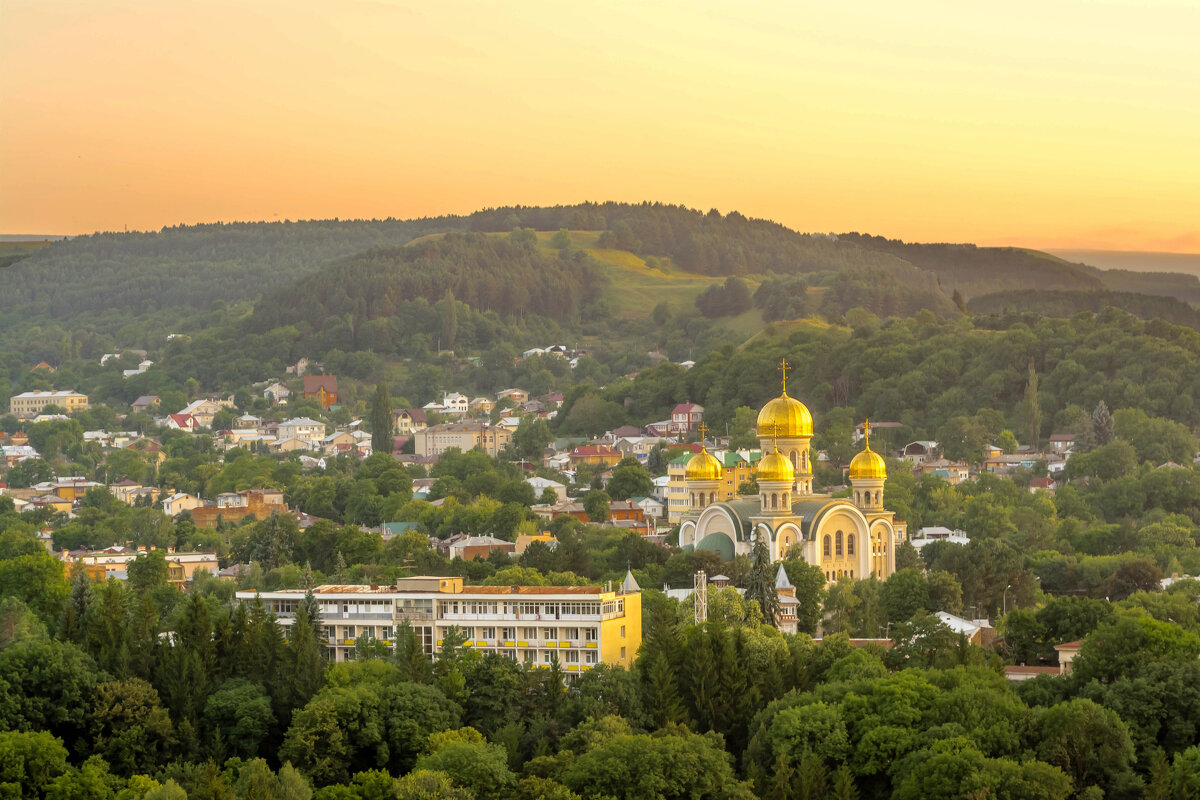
[778,358,790,394]
[698,421,708,445]
[864,419,871,449]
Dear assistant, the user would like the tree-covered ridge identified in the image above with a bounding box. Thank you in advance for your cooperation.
[840,233,1107,298]
[248,232,607,333]
[0,218,459,316]
[969,289,1200,330]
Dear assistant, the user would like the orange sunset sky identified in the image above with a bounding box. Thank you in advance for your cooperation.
[2,0,1198,251]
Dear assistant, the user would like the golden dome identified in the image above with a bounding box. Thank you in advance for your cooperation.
[849,447,887,480]
[757,450,795,483]
[685,449,723,482]
[756,393,813,438]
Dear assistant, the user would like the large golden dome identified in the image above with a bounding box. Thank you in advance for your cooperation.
[757,450,795,483]
[849,447,887,480]
[685,449,723,482]
[756,393,814,438]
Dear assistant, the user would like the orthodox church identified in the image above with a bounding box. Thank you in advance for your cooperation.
[678,361,907,582]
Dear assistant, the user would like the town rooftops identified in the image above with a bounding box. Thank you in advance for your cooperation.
[304,374,338,393]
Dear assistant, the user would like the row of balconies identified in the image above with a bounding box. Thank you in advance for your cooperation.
[438,638,599,650]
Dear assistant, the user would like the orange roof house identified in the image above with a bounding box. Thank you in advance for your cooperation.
[304,374,339,409]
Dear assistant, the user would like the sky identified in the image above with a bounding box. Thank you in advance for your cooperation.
[2,0,1198,251]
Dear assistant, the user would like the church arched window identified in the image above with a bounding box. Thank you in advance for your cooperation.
[823,535,831,557]
[690,492,695,507]
[835,531,843,556]
[789,450,799,471]
[847,534,855,556]
[709,492,716,505]
[771,493,778,510]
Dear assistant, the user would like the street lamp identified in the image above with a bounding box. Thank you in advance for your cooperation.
[1003,583,1013,615]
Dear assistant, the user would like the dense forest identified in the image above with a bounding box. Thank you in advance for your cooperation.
[839,234,1104,298]
[969,289,1200,329]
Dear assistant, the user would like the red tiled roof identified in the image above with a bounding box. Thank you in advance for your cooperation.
[572,445,620,457]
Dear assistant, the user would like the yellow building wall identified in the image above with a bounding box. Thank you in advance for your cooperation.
[599,592,642,668]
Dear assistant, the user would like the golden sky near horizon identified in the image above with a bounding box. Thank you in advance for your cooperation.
[2,0,1198,251]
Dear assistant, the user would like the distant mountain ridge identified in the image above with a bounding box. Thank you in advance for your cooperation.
[1,202,1195,322]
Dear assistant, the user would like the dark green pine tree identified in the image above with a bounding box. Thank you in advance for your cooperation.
[746,536,780,627]
[684,625,721,733]
[768,752,796,800]
[288,604,327,709]
[369,382,393,455]
[394,621,433,683]
[59,568,94,643]
[640,649,687,729]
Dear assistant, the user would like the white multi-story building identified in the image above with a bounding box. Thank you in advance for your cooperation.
[236,576,642,674]
[277,417,325,445]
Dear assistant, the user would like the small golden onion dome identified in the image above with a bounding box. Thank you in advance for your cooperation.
[849,447,887,480]
[757,451,796,483]
[756,393,814,438]
[685,449,723,482]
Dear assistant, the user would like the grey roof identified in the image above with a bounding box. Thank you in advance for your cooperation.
[775,563,793,589]
[621,569,641,593]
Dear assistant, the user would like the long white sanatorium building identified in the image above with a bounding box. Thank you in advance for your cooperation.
[237,576,642,672]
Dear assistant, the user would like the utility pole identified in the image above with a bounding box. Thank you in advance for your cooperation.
[695,570,708,625]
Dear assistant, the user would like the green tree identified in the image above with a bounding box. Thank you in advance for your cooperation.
[605,459,654,501]
[745,537,780,627]
[582,490,611,523]
[369,383,393,455]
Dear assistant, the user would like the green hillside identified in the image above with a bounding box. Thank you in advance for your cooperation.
[969,288,1200,329]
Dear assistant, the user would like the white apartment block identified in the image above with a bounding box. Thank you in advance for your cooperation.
[236,577,642,674]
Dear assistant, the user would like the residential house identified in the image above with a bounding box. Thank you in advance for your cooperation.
[321,430,359,456]
[568,445,622,471]
[514,532,557,555]
[31,494,72,514]
[415,421,512,458]
[1029,477,1057,493]
[277,417,325,445]
[630,495,665,520]
[441,393,469,415]
[934,612,995,647]
[449,535,516,561]
[263,382,291,405]
[469,397,494,415]
[161,492,203,516]
[237,576,642,670]
[1054,640,1082,674]
[1049,433,1075,452]
[9,390,89,419]
[32,361,55,372]
[178,398,229,428]
[192,489,288,528]
[63,546,218,581]
[910,526,970,550]
[166,414,199,432]
[602,425,645,443]
[669,403,704,434]
[393,408,427,435]
[303,374,339,408]
[496,388,529,405]
[916,458,971,485]
[52,478,103,503]
[902,441,938,466]
[527,476,568,503]
[110,479,160,506]
[131,395,161,413]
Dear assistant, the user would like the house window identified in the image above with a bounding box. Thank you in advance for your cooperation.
[584,628,597,641]
[620,625,626,638]
[566,650,579,663]
[481,627,496,640]
[620,647,626,659]
[543,628,558,641]
[502,627,515,640]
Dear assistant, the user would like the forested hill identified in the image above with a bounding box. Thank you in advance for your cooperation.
[247,232,607,333]
[969,288,1200,329]
[4,202,1193,323]
[0,218,459,316]
[461,202,916,277]
[839,233,1106,298]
